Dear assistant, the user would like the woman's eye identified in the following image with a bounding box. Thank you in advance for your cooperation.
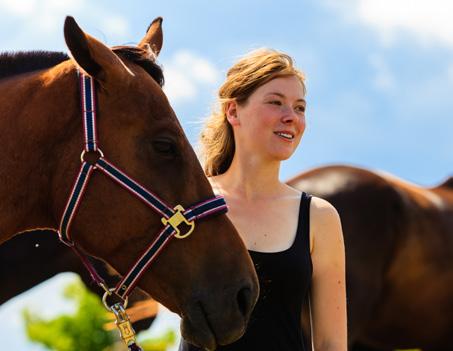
[295,105,306,113]
[269,100,282,105]
[152,139,176,155]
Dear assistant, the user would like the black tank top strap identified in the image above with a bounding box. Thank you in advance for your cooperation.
[292,192,312,255]
[302,192,312,252]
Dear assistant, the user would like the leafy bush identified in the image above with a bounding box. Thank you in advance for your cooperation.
[139,330,176,351]
[23,277,176,351]
[23,278,116,351]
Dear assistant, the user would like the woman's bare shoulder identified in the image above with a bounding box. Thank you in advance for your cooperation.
[310,196,339,216]
[308,196,343,254]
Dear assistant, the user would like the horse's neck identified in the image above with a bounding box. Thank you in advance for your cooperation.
[0,64,79,241]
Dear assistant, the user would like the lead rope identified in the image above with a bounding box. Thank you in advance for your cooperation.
[58,70,228,351]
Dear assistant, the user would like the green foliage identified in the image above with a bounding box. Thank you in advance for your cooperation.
[140,330,176,351]
[23,277,177,351]
[23,277,115,351]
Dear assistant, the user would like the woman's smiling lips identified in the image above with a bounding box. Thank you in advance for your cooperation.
[274,131,295,140]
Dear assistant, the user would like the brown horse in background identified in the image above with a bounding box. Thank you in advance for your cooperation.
[288,165,453,351]
[0,16,258,349]
[0,230,157,332]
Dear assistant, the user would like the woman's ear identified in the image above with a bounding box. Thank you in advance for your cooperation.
[226,101,240,126]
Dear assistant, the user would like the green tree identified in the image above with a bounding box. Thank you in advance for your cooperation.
[23,278,115,351]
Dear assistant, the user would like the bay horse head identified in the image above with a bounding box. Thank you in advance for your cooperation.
[0,16,258,350]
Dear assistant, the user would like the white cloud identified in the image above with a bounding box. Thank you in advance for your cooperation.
[0,0,37,16]
[162,50,221,104]
[100,15,130,40]
[0,0,130,47]
[0,0,83,31]
[172,51,220,84]
[163,66,198,102]
[44,0,80,13]
[324,0,453,47]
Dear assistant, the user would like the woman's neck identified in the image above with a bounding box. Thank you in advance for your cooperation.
[212,152,285,201]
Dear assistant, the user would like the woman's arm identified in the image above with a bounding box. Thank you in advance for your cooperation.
[309,197,347,351]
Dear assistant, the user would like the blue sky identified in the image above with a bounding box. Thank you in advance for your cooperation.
[1,0,451,185]
[1,0,452,349]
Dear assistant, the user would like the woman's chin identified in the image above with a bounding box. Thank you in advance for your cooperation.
[271,150,296,161]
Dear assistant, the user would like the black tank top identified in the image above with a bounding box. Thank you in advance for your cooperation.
[179,192,313,351]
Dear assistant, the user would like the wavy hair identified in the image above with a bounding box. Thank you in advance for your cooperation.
[199,48,306,176]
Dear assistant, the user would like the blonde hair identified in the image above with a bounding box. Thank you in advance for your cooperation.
[199,48,306,176]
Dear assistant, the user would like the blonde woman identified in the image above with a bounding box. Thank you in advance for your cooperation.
[180,49,347,351]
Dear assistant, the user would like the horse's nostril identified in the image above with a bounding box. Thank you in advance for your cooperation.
[237,286,253,317]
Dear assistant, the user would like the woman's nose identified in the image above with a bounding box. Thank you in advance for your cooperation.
[281,106,297,123]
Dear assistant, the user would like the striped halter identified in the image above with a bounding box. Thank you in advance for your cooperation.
[57,70,228,349]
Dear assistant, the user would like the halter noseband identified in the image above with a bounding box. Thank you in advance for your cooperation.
[58,70,227,302]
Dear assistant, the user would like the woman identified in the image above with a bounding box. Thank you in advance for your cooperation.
[180,48,347,351]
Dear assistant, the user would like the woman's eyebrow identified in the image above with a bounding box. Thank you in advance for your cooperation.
[265,92,306,103]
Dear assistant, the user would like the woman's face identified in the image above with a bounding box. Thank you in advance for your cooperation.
[228,75,306,162]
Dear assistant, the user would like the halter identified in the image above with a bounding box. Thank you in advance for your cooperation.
[58,70,228,349]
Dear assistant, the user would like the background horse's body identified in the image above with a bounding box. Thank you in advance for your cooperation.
[0,17,258,349]
[288,165,453,351]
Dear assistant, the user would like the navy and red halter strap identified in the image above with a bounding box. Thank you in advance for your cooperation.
[58,70,228,300]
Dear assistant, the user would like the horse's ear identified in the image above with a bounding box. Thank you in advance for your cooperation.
[138,17,163,56]
[64,16,132,82]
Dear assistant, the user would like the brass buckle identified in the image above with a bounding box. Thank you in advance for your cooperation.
[161,204,195,239]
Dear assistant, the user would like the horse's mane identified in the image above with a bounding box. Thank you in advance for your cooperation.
[0,51,69,80]
[0,46,164,87]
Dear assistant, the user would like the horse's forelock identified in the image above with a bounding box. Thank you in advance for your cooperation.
[112,45,164,87]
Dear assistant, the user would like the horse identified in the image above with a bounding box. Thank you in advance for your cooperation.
[287,164,453,351]
[0,16,259,350]
[0,229,157,332]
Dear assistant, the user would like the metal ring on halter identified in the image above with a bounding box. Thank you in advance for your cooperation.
[80,148,104,168]
[102,288,129,311]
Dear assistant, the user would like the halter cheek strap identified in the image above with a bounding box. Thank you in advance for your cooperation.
[58,70,228,300]
[57,71,228,350]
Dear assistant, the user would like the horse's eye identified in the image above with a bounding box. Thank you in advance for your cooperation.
[152,139,177,155]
